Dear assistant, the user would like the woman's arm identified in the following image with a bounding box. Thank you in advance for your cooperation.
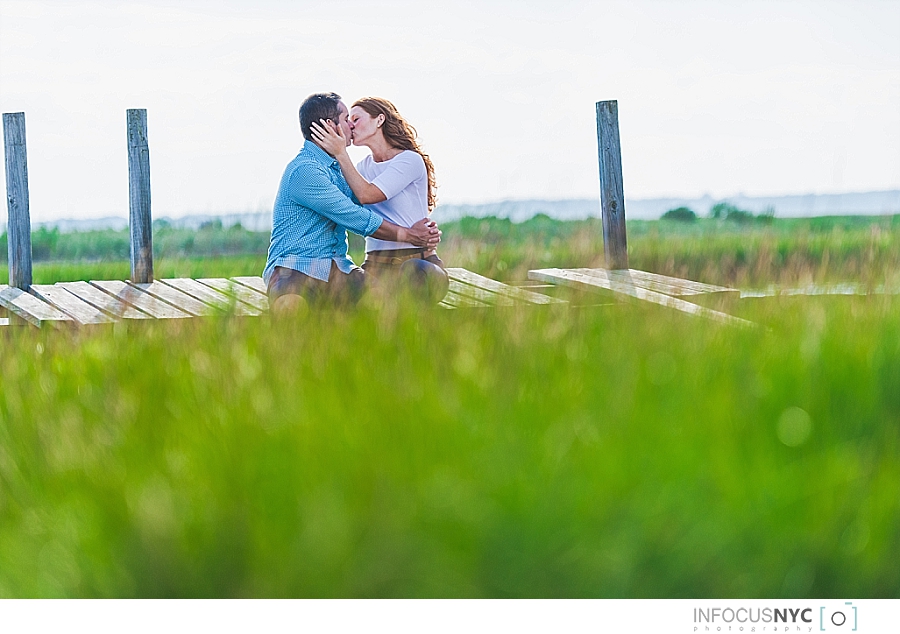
[310,120,387,204]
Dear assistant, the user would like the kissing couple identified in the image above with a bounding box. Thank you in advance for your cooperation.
[263,92,448,313]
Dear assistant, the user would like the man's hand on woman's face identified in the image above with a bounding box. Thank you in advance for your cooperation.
[310,119,348,158]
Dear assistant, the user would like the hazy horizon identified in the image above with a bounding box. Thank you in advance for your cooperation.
[2,0,898,222]
[10,189,897,233]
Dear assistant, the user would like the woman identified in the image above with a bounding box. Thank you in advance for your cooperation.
[310,97,448,301]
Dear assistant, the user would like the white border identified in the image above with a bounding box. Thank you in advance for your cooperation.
[1,599,897,634]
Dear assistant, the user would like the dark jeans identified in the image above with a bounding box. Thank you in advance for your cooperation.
[267,263,366,308]
[362,249,449,303]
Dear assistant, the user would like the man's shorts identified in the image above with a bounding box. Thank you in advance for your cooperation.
[267,263,366,308]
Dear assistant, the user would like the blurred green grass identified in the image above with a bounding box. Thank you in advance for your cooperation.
[1,216,898,597]
[1,294,898,597]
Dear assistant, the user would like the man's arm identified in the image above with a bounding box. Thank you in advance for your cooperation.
[290,163,382,236]
[372,218,441,249]
[291,162,440,249]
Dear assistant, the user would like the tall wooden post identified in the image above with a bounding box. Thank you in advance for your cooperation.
[127,108,153,283]
[3,112,33,290]
[596,100,628,269]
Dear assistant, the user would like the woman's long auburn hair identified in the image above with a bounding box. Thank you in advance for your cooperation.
[352,97,437,213]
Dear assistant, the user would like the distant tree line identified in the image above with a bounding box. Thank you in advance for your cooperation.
[662,202,776,224]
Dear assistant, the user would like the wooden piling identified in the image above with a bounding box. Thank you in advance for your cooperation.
[127,109,153,283]
[3,112,33,289]
[596,100,628,269]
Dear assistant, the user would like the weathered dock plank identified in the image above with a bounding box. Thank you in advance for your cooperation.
[130,281,215,317]
[57,281,151,319]
[447,268,566,305]
[90,280,190,319]
[30,284,115,324]
[577,268,707,298]
[442,290,490,308]
[230,276,268,295]
[739,283,900,298]
[529,268,754,327]
[197,278,269,312]
[160,278,262,316]
[448,279,516,306]
[0,285,72,327]
[577,269,738,298]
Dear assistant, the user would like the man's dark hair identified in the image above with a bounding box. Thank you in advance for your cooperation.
[299,92,342,141]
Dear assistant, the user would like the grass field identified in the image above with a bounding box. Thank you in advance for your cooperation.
[3,214,898,288]
[439,214,900,288]
[1,217,898,598]
[0,255,266,286]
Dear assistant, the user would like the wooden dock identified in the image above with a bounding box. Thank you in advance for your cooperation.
[528,268,752,327]
[0,269,569,327]
[0,265,755,328]
[0,277,264,327]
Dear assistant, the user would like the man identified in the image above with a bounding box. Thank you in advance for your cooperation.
[263,92,440,312]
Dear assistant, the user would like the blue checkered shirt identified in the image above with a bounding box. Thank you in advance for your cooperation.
[263,140,384,284]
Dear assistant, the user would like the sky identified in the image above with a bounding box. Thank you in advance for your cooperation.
[1,0,898,222]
